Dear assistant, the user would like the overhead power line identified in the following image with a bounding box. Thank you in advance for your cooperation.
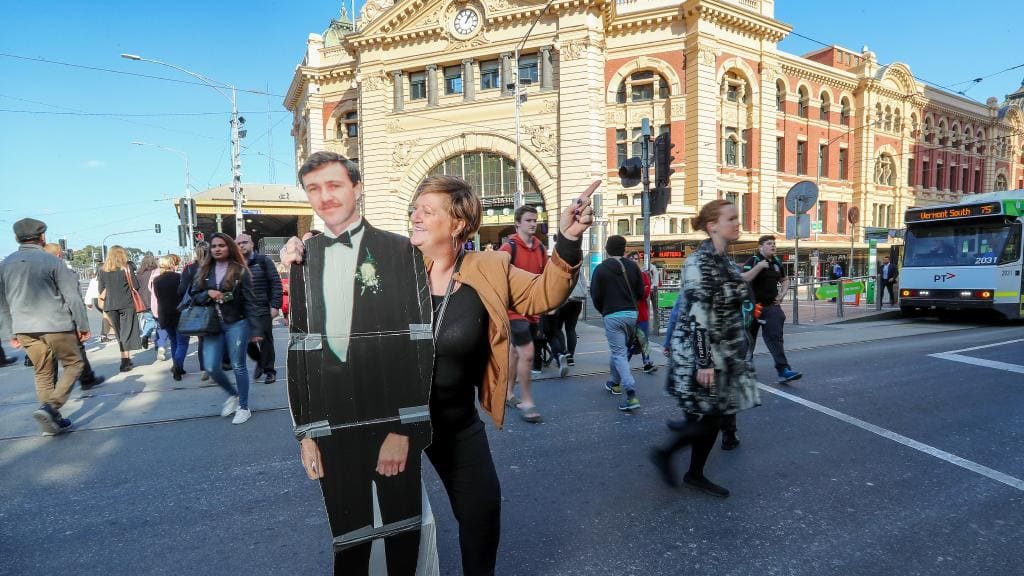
[785,31,971,99]
[0,52,287,99]
[0,108,289,117]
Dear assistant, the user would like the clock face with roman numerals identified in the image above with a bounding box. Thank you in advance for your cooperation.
[452,8,479,36]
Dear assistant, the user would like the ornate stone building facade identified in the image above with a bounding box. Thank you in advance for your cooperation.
[285,0,1024,278]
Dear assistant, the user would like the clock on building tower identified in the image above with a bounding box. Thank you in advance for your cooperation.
[451,7,480,37]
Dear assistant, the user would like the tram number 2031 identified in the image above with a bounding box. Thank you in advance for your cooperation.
[975,256,997,264]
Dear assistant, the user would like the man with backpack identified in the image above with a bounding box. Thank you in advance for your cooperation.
[500,206,547,423]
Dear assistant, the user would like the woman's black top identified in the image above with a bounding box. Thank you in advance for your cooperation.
[152,272,182,330]
[431,284,489,437]
[190,264,261,331]
[97,263,141,311]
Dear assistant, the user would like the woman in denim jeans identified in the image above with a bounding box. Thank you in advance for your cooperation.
[189,233,262,424]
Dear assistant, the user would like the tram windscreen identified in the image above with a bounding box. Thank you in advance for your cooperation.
[903,221,1021,267]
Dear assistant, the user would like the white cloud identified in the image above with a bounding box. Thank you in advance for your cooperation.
[83,160,105,169]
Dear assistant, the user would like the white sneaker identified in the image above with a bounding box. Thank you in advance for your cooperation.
[156,347,167,361]
[558,355,569,378]
[221,395,239,417]
[231,408,252,425]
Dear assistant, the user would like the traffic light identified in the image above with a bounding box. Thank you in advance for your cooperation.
[179,197,196,226]
[178,225,187,247]
[618,157,643,188]
[65,248,74,261]
[194,231,204,243]
[58,238,67,252]
[155,223,162,234]
[651,132,675,216]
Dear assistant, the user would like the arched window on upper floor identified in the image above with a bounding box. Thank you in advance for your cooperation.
[924,116,934,143]
[819,91,830,121]
[884,105,893,131]
[995,173,1008,191]
[616,70,670,104]
[797,86,809,118]
[937,119,948,146]
[875,103,883,128]
[874,153,896,186]
[964,127,974,153]
[893,109,902,134]
[776,79,787,112]
[840,97,852,126]
[721,71,750,105]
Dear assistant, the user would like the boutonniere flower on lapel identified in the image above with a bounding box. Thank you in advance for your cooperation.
[356,249,381,295]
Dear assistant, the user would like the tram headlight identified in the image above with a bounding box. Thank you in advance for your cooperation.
[901,289,912,297]
[960,291,973,297]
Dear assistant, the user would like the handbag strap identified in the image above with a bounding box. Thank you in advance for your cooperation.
[615,258,639,311]
[124,267,137,292]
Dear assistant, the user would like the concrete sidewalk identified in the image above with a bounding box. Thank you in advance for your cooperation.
[0,307,980,439]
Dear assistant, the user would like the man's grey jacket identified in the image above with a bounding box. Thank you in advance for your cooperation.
[0,244,89,336]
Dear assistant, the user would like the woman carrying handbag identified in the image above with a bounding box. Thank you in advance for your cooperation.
[97,245,144,372]
[186,233,263,424]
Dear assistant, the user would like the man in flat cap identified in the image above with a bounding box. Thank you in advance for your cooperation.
[0,218,91,435]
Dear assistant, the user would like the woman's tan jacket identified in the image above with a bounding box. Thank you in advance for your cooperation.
[448,249,580,428]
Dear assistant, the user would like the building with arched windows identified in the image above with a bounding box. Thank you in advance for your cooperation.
[285,0,1024,281]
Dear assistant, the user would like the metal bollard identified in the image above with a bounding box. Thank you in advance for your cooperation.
[836,279,844,318]
[875,274,882,311]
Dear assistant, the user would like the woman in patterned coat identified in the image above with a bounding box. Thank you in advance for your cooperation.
[650,199,760,498]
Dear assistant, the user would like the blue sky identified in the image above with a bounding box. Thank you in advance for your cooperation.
[2,1,1020,257]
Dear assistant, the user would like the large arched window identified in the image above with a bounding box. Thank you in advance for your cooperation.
[427,152,539,197]
[840,97,852,126]
[776,79,787,112]
[819,91,831,121]
[616,70,669,103]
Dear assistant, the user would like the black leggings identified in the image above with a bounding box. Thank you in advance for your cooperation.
[662,414,723,478]
[558,301,583,356]
[426,420,501,576]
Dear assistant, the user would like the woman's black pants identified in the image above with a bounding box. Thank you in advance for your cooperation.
[426,420,501,576]
[663,414,723,477]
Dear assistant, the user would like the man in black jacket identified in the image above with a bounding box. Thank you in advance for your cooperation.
[590,235,645,412]
[236,233,283,384]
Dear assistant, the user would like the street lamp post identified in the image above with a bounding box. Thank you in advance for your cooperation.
[132,141,193,252]
[512,0,555,209]
[121,53,246,235]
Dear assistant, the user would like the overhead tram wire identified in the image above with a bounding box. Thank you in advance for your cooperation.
[785,31,972,99]
[0,109,288,117]
[0,52,286,99]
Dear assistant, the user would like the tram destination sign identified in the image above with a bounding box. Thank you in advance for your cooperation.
[905,201,1002,223]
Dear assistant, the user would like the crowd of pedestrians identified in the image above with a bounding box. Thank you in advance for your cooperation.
[0,216,285,434]
[2,161,809,574]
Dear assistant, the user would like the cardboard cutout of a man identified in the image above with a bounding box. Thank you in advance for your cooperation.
[287,152,434,575]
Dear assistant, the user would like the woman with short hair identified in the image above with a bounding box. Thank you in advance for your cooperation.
[97,246,143,372]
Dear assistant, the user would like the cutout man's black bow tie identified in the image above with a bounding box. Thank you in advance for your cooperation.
[327,222,364,248]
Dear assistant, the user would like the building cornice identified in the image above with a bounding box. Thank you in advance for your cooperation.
[682,0,791,43]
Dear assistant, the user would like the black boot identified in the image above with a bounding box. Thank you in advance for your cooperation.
[119,358,133,372]
[721,431,740,451]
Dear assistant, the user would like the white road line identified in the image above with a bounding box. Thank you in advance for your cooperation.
[760,383,1024,492]
[938,338,1024,355]
[928,353,1024,375]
